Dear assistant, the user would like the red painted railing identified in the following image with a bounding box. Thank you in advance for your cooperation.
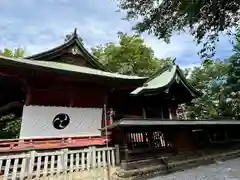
[0,136,109,153]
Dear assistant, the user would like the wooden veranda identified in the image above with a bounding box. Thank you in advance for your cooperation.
[103,118,240,170]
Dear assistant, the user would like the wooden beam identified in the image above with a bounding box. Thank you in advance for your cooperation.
[25,86,32,105]
[0,101,23,117]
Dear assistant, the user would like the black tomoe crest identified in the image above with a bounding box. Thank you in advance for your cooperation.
[53,113,70,130]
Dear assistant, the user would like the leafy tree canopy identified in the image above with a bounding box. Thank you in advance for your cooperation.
[0,48,25,58]
[117,0,240,58]
[187,27,240,120]
[186,59,229,119]
[220,27,240,119]
[226,28,240,92]
[92,32,172,76]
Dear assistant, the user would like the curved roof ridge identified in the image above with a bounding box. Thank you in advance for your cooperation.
[131,65,177,95]
[24,33,76,60]
[175,66,203,96]
[142,63,174,86]
[130,64,202,98]
[24,29,106,71]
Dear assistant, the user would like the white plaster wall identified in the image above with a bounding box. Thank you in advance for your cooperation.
[20,105,103,139]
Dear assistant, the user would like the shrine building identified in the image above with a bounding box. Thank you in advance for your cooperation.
[0,29,240,158]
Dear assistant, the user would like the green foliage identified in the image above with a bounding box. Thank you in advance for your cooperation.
[220,28,240,119]
[186,59,229,119]
[227,29,240,92]
[117,0,240,58]
[186,27,240,120]
[0,114,20,139]
[0,48,25,58]
[92,32,172,76]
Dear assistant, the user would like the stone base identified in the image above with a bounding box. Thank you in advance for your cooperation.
[121,156,168,170]
[112,149,240,180]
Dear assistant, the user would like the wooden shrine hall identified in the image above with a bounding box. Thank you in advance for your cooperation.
[0,29,147,151]
[101,64,240,170]
[0,28,239,166]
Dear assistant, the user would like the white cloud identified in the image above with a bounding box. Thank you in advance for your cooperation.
[0,0,233,68]
[143,33,198,57]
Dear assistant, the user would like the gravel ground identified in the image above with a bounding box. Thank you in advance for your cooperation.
[149,158,240,180]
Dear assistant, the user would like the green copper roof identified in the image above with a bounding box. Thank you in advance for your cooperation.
[0,55,147,80]
[131,64,202,97]
[131,65,177,94]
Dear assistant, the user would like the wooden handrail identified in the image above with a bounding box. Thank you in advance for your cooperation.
[0,136,109,152]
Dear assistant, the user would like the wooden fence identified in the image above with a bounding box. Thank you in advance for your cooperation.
[0,145,119,180]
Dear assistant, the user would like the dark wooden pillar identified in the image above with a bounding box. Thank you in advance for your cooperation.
[25,86,32,105]
[68,84,74,107]
[147,130,153,148]
[143,132,147,145]
[118,129,129,170]
[173,127,193,153]
[224,129,228,141]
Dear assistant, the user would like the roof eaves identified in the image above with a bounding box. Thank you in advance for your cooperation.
[25,35,76,60]
[74,39,106,71]
[130,65,177,95]
[0,55,147,81]
[119,119,240,126]
[131,65,202,98]
[25,35,106,71]
[175,66,203,97]
[142,64,173,86]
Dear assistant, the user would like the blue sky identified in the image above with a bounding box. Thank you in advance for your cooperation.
[0,0,234,69]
